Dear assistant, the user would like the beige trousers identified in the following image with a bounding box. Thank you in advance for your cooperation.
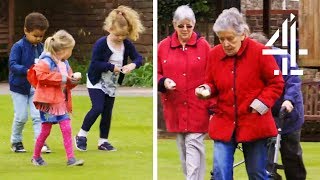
[176,133,206,180]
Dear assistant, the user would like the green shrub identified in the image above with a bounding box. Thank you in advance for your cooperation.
[68,57,89,84]
[158,0,215,22]
[122,62,153,87]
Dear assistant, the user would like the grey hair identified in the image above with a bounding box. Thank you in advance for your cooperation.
[173,5,196,24]
[249,32,269,45]
[213,8,249,35]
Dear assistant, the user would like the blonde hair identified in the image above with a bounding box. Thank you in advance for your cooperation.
[103,5,145,41]
[44,30,75,55]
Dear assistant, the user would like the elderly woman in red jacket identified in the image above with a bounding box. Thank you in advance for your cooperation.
[195,8,284,180]
[158,5,211,180]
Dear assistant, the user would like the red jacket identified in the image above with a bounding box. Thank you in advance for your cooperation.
[205,38,284,142]
[30,59,77,113]
[158,32,212,133]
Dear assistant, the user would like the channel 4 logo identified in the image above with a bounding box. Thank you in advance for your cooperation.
[262,13,308,75]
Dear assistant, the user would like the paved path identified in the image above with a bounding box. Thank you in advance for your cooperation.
[0,83,153,97]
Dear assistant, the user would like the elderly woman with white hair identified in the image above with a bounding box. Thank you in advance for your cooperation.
[158,5,212,180]
[195,8,284,179]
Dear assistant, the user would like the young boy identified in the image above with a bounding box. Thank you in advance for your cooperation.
[9,12,51,153]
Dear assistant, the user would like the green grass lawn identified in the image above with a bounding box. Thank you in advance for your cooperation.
[0,95,152,180]
[158,139,320,180]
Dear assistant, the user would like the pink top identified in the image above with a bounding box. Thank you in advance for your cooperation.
[38,61,68,115]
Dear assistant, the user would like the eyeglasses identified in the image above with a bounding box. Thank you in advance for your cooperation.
[177,24,193,29]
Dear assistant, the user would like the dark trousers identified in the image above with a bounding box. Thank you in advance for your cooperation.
[267,129,306,180]
[81,88,115,139]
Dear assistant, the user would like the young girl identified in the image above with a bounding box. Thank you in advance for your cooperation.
[75,5,145,151]
[30,30,84,166]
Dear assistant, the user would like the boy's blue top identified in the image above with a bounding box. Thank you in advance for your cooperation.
[9,36,43,95]
[87,36,143,85]
[271,47,304,134]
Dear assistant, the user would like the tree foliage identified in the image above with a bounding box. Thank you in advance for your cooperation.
[158,0,216,22]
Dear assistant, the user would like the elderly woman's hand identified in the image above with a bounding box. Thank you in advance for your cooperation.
[164,78,176,90]
[281,100,294,113]
[195,84,211,99]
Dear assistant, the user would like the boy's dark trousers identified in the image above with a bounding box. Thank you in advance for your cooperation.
[267,129,306,180]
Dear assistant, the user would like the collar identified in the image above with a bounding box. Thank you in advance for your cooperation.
[170,31,198,48]
[218,37,250,60]
[39,51,52,60]
[22,36,33,47]
[22,35,40,48]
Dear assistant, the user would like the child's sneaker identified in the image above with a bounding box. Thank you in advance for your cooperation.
[11,142,26,153]
[67,157,84,166]
[41,143,52,153]
[31,157,47,166]
[75,136,87,151]
[98,142,117,151]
